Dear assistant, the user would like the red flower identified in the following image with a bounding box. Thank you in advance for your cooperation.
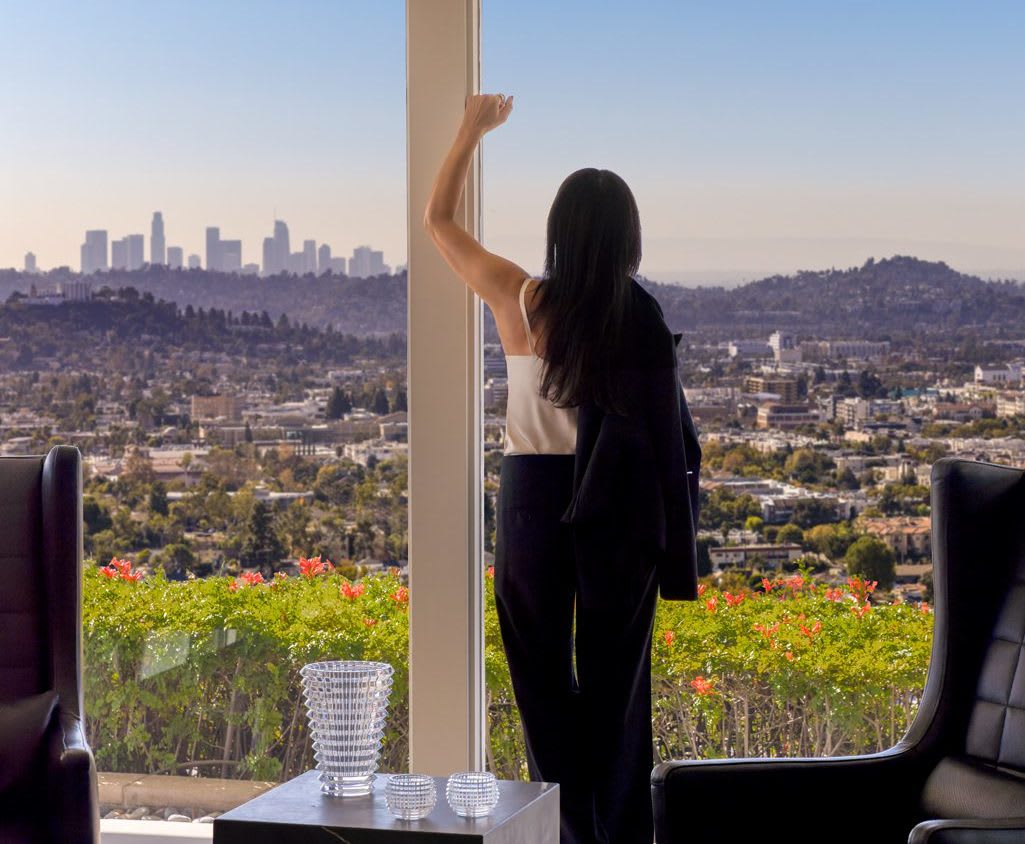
[784,651,795,662]
[390,585,409,605]
[697,583,707,597]
[240,571,264,586]
[663,630,676,647]
[851,602,871,620]
[340,581,366,601]
[847,576,878,604]
[705,597,719,614]
[228,580,240,593]
[785,574,805,593]
[298,555,332,579]
[800,620,823,641]
[362,617,378,627]
[690,676,716,696]
[724,591,746,608]
[824,587,843,602]
[754,622,781,641]
[486,565,495,580]
[101,557,144,582]
[761,578,775,593]
[920,601,931,614]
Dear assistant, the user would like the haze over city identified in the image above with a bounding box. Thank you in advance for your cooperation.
[2,0,1023,283]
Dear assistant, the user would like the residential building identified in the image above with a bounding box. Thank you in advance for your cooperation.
[187,254,201,269]
[709,543,804,572]
[756,403,820,430]
[318,243,332,274]
[167,246,183,269]
[191,394,243,422]
[744,376,799,402]
[23,252,37,273]
[856,516,931,561]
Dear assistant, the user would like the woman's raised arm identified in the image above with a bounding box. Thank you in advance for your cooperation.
[423,93,529,309]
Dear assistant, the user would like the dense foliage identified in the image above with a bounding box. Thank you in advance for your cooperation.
[84,561,933,783]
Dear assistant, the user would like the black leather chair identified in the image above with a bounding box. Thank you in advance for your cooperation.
[0,446,99,844]
[652,458,1025,843]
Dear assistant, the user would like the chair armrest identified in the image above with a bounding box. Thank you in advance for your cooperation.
[909,819,1025,843]
[652,747,924,843]
[47,708,99,844]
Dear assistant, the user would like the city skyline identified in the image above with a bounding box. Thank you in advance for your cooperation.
[2,1,1023,283]
[70,211,395,278]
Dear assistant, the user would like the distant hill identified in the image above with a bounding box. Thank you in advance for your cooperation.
[641,255,1025,338]
[4,255,1023,340]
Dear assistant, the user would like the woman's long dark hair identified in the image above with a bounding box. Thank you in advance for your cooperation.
[529,167,641,416]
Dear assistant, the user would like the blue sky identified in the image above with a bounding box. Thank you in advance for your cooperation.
[2,0,1023,282]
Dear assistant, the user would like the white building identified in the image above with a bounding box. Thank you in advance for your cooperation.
[975,364,1023,385]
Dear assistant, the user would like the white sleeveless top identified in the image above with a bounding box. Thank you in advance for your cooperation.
[504,278,579,455]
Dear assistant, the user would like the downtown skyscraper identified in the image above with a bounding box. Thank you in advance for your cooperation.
[151,212,166,265]
[80,230,108,274]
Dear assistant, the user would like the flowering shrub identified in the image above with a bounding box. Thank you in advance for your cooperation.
[83,563,932,783]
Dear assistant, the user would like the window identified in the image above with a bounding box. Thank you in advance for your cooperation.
[482,0,1023,766]
[1,0,409,823]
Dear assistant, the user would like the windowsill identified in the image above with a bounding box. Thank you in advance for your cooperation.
[101,819,213,843]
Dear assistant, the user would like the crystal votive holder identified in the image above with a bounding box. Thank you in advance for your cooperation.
[445,771,500,818]
[385,773,437,820]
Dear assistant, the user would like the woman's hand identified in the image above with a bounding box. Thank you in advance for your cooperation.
[460,93,514,138]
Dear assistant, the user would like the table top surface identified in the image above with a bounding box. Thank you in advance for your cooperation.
[214,770,559,834]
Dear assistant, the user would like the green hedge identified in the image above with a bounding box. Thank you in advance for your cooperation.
[83,563,932,782]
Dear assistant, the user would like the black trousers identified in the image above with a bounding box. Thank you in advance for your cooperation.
[494,454,660,844]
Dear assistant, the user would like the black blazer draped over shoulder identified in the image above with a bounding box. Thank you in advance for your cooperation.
[559,279,701,609]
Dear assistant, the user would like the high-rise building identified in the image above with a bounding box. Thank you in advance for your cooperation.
[151,212,165,265]
[288,252,304,275]
[273,220,290,274]
[302,240,317,275]
[349,245,387,278]
[241,263,260,275]
[349,246,370,278]
[111,238,128,270]
[329,256,347,274]
[187,254,201,269]
[221,240,242,273]
[167,246,183,269]
[125,234,145,270]
[80,230,108,274]
[318,243,331,274]
[205,227,221,272]
[262,237,275,276]
[24,252,37,273]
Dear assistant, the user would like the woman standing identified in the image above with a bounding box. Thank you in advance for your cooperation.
[425,93,701,844]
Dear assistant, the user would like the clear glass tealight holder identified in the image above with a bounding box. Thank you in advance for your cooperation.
[445,771,500,818]
[385,773,437,820]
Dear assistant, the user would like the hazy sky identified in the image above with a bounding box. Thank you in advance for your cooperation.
[3,1,1023,283]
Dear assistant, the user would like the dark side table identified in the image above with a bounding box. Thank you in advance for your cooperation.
[213,769,560,843]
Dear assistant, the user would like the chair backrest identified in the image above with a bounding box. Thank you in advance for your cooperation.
[0,456,47,703]
[918,458,1025,819]
[0,447,84,719]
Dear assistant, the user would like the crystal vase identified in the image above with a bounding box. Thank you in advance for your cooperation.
[300,660,394,796]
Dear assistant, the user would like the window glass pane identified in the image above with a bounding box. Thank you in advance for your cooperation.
[1,0,408,822]
[483,0,1023,773]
